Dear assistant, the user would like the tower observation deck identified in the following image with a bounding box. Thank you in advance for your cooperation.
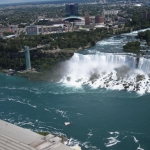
[24,46,31,70]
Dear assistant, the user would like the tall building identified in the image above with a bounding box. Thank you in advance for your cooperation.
[142,11,150,19]
[85,13,90,25]
[95,15,104,24]
[99,0,103,4]
[24,46,31,70]
[66,3,78,16]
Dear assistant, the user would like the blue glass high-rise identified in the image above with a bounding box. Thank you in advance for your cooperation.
[66,3,78,16]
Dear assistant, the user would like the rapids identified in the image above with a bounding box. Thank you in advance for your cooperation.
[60,53,150,94]
[59,29,150,94]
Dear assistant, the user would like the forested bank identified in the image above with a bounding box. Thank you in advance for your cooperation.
[123,41,141,54]
[0,28,112,72]
[137,30,150,46]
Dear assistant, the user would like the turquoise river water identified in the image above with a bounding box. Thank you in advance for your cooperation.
[0,29,150,150]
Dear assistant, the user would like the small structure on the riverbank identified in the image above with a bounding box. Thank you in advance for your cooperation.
[25,46,31,70]
[3,69,15,75]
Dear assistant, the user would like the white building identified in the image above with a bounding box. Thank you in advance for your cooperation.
[26,24,66,35]
[103,10,119,16]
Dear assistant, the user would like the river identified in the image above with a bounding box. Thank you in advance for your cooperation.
[0,29,150,150]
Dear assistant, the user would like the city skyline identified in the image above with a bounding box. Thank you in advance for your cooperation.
[0,0,69,5]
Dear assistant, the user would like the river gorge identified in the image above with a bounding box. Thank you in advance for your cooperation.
[0,29,150,150]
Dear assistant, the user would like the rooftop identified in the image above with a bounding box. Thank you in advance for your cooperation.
[62,16,84,21]
[0,120,73,150]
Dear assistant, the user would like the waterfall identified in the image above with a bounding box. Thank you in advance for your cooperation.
[70,53,137,71]
[138,57,150,74]
[61,53,150,94]
[69,53,150,74]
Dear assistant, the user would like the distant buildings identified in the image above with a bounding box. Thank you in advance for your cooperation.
[38,24,65,34]
[84,13,104,26]
[0,25,11,35]
[99,0,107,4]
[26,24,65,35]
[26,25,39,35]
[95,15,104,25]
[103,10,118,16]
[85,13,90,25]
[66,3,78,16]
[142,12,150,19]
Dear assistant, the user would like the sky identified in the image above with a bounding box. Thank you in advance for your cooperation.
[0,0,54,5]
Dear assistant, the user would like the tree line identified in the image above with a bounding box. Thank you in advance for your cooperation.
[0,28,111,71]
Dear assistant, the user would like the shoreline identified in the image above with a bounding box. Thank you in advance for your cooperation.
[1,44,91,81]
[2,27,150,81]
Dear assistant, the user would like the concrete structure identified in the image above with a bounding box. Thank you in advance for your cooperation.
[26,25,39,35]
[66,3,78,16]
[62,16,84,22]
[90,16,95,24]
[74,21,85,26]
[95,24,105,28]
[38,18,63,25]
[0,120,73,150]
[38,25,65,34]
[48,18,63,25]
[26,25,65,35]
[85,13,90,25]
[25,46,31,70]
[103,10,118,16]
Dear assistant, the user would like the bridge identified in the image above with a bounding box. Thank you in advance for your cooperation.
[19,44,50,52]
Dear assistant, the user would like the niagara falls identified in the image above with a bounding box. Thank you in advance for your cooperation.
[0,28,150,150]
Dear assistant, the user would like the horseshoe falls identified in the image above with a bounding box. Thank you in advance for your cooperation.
[0,29,150,150]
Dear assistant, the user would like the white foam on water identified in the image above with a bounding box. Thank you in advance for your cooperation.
[77,113,83,116]
[137,145,144,150]
[45,108,51,112]
[105,136,121,147]
[48,126,63,130]
[104,131,120,147]
[109,131,120,135]
[96,37,124,46]
[8,98,37,108]
[65,137,98,150]
[17,121,35,127]
[0,98,6,102]
[65,137,80,147]
[122,28,150,36]
[123,136,127,139]
[38,127,45,129]
[130,132,145,135]
[60,53,150,94]
[87,130,93,139]
[56,109,69,120]
[133,136,139,143]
